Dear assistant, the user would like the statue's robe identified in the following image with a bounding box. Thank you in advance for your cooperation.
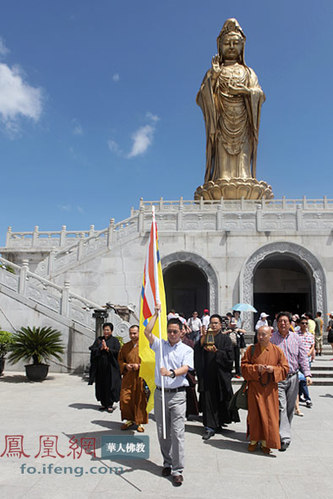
[194,332,239,428]
[118,341,148,424]
[89,336,121,408]
[241,343,289,449]
[197,63,265,183]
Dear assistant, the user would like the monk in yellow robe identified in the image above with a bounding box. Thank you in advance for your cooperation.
[241,326,289,454]
[118,325,148,432]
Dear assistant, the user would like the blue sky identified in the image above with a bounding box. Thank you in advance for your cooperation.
[0,0,332,244]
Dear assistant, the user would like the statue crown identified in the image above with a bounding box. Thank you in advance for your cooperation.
[218,18,246,41]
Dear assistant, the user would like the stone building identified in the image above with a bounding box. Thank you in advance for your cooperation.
[0,195,331,371]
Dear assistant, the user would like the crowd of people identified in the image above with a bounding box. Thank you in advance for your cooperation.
[87,307,333,487]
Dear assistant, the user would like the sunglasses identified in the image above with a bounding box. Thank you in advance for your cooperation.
[301,322,308,325]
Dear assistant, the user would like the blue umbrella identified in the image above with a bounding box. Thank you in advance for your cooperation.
[232,303,257,312]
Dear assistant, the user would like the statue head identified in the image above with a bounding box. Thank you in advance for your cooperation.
[217,18,246,65]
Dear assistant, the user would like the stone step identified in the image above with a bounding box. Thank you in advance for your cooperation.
[311,365,333,371]
[308,378,333,386]
[311,370,333,378]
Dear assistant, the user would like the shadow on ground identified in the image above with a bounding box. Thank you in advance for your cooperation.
[69,403,101,410]
[0,374,56,383]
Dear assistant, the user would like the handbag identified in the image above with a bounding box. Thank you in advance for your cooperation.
[234,380,248,410]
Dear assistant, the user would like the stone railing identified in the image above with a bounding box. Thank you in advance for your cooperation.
[136,196,333,233]
[137,196,333,212]
[0,256,101,330]
[5,224,100,249]
[3,197,333,278]
[35,215,138,277]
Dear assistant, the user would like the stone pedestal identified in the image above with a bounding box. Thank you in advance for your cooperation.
[194,178,274,201]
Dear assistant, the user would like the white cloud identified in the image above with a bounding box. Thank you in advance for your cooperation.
[58,204,71,212]
[112,73,120,82]
[127,124,154,158]
[107,139,121,154]
[108,112,160,159]
[146,111,159,123]
[77,206,84,214]
[0,63,42,132]
[0,38,9,58]
[127,112,160,158]
[72,118,83,135]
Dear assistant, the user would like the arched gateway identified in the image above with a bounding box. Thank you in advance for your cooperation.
[240,242,327,330]
[162,252,218,318]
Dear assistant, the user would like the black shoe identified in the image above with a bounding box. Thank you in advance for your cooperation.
[162,467,171,477]
[305,400,312,408]
[279,441,290,452]
[172,475,183,487]
[202,430,215,440]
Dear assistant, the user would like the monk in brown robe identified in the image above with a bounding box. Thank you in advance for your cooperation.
[118,325,148,432]
[241,326,289,454]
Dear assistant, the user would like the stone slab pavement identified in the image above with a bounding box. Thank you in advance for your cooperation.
[0,372,332,499]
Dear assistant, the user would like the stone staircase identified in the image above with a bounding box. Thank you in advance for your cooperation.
[0,256,131,343]
[310,346,333,385]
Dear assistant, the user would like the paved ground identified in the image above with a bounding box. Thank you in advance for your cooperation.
[1,371,333,499]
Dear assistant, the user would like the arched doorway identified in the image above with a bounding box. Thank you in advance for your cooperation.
[240,242,327,331]
[162,252,218,318]
[164,263,208,318]
[253,254,312,323]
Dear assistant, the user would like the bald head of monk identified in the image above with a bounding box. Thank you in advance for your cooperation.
[257,326,272,347]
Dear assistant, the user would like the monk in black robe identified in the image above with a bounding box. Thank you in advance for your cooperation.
[195,314,239,440]
[181,329,199,419]
[89,322,121,412]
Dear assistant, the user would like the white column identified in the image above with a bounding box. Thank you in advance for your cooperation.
[61,280,70,317]
[19,259,29,295]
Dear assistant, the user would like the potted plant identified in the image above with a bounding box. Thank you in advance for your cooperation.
[8,326,64,381]
[0,330,14,375]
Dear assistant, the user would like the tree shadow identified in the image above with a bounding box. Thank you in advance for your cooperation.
[0,374,30,383]
[0,374,57,383]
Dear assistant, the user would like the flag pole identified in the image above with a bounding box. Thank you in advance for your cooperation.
[152,206,167,440]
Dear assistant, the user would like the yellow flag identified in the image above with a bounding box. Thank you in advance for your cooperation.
[139,209,167,412]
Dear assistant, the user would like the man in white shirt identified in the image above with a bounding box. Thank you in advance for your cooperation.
[201,309,210,332]
[145,305,193,487]
[187,311,202,344]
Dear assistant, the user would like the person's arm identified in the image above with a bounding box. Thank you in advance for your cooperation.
[160,345,194,378]
[267,348,289,382]
[108,337,120,355]
[297,336,312,385]
[118,346,127,375]
[241,345,260,381]
[144,304,160,346]
[160,365,189,377]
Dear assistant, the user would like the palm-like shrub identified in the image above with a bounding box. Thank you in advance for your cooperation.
[8,326,64,365]
[0,330,14,357]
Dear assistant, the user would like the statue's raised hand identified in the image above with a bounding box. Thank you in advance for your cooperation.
[211,54,220,72]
